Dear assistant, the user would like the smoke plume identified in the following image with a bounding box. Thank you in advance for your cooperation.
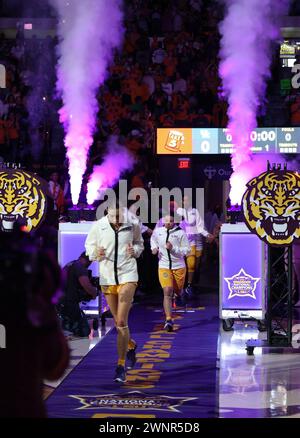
[86,137,135,205]
[219,0,290,204]
[51,0,123,204]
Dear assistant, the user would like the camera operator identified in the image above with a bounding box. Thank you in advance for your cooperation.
[0,225,69,418]
[59,252,98,337]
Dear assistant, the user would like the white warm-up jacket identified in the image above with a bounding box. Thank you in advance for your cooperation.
[177,207,209,246]
[85,215,144,286]
[150,225,190,270]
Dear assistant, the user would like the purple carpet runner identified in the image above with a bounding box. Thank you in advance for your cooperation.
[46,295,218,418]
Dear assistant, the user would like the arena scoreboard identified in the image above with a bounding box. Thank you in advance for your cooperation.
[156,127,300,155]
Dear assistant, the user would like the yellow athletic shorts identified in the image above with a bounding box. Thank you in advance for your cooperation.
[158,267,186,291]
[196,249,203,258]
[186,245,203,272]
[186,245,196,272]
[102,282,138,295]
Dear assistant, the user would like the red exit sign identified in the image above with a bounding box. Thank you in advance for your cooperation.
[177,158,191,169]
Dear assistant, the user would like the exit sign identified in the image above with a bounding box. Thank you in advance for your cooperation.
[177,158,191,169]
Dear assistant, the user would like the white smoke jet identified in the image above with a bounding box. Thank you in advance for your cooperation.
[219,0,290,204]
[86,136,135,205]
[51,0,124,204]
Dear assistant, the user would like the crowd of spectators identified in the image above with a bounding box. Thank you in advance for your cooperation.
[1,1,224,169]
[0,0,298,192]
[0,31,27,163]
[88,0,227,189]
[95,1,227,150]
[0,24,57,166]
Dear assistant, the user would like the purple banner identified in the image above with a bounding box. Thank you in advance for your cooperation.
[221,233,264,310]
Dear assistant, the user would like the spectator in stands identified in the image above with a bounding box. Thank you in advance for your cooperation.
[125,129,144,155]
[161,76,173,103]
[6,112,19,162]
[173,72,187,95]
[142,68,155,96]
[48,171,64,213]
[0,97,8,118]
[163,49,177,77]
[290,95,300,126]
[148,88,168,119]
[6,94,16,113]
[190,0,203,12]
[150,5,162,35]
[131,167,147,189]
[152,42,166,64]
[173,8,183,32]
[0,117,7,159]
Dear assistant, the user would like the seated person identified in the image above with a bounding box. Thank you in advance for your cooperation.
[59,252,97,337]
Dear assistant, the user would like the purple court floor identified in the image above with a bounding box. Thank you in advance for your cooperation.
[46,294,300,418]
[46,295,219,418]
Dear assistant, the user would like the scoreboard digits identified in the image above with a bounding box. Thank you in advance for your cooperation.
[249,129,276,153]
[219,128,277,154]
[192,128,219,154]
[156,127,300,154]
[277,128,299,153]
[219,129,234,154]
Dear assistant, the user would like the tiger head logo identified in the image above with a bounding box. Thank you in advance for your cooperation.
[242,170,300,246]
[0,170,47,232]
